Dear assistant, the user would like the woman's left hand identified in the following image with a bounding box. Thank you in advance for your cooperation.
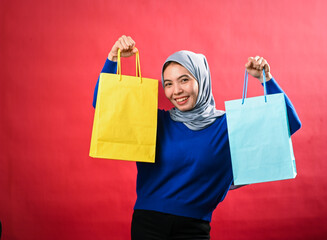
[245,56,272,83]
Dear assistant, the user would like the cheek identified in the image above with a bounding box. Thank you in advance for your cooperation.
[164,88,171,98]
[191,82,199,98]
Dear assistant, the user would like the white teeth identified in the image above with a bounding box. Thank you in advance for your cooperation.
[176,97,188,102]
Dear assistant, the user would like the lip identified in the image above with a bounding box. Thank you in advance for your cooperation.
[174,96,189,105]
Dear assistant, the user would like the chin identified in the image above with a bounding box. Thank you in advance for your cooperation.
[175,106,193,112]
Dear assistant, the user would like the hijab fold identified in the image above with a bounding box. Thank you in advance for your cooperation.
[162,50,225,131]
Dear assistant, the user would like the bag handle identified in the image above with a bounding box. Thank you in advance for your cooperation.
[242,68,267,104]
[116,48,143,83]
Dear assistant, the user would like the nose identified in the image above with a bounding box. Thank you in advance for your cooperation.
[173,84,183,95]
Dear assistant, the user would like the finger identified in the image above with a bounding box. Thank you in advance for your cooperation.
[257,57,263,65]
[257,57,264,70]
[122,35,132,49]
[256,57,270,73]
[259,59,267,71]
[246,57,254,68]
[113,40,123,52]
[245,61,252,68]
[264,61,270,73]
[119,37,128,50]
[127,36,136,48]
[121,35,133,50]
[254,56,262,70]
[121,35,134,50]
[117,41,126,52]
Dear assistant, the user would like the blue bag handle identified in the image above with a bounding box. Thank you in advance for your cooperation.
[242,68,267,104]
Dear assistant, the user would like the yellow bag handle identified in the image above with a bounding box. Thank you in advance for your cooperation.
[117,48,142,83]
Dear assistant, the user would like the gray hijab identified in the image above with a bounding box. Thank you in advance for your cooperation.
[162,50,225,131]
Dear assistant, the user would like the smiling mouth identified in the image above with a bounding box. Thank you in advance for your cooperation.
[176,97,189,102]
[175,96,189,104]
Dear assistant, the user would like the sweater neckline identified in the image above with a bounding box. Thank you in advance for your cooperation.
[167,111,225,134]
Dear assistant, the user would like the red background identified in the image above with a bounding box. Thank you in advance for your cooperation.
[1,0,326,239]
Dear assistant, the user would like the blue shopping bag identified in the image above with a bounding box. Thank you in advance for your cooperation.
[225,70,296,185]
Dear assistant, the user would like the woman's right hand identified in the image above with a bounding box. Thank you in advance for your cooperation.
[108,35,137,62]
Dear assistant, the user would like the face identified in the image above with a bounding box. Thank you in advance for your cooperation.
[163,63,199,112]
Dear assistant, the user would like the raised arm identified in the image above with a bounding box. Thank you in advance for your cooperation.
[245,56,302,135]
[92,35,138,108]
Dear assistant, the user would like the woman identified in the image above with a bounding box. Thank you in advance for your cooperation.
[93,35,301,240]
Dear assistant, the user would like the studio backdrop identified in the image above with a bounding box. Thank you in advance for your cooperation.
[0,0,326,239]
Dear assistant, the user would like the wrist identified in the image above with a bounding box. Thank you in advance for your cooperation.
[108,52,117,62]
[259,72,272,83]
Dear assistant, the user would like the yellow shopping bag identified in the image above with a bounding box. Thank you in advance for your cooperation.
[89,49,158,162]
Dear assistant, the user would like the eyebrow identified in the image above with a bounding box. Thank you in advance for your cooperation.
[163,74,191,82]
[177,74,191,80]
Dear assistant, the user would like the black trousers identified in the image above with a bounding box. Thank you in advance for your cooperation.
[131,209,211,240]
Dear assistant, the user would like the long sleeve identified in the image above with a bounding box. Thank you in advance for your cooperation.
[265,78,302,135]
[92,59,118,108]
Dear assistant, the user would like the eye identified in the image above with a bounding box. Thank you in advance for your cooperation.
[164,82,172,87]
[181,78,189,83]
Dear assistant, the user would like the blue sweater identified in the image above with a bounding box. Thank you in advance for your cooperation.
[93,59,301,222]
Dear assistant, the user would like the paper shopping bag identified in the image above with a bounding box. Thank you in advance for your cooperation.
[90,49,158,163]
[224,70,296,185]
